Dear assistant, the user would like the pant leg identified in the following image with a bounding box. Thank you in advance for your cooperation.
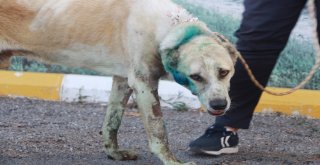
[215,0,307,129]
[316,0,320,42]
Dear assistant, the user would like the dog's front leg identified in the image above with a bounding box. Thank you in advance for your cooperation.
[129,73,196,165]
[102,76,137,160]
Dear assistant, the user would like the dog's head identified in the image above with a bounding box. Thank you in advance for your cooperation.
[160,23,239,116]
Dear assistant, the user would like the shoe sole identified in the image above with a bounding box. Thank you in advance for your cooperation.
[200,147,239,155]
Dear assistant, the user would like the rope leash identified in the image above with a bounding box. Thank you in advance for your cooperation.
[237,0,320,96]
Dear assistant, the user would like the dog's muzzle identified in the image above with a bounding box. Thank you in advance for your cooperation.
[207,99,228,116]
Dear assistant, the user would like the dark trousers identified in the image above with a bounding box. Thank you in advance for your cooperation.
[215,0,319,129]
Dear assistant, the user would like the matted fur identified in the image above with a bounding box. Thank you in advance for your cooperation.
[0,0,240,164]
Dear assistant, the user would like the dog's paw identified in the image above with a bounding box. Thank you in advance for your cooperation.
[107,149,138,160]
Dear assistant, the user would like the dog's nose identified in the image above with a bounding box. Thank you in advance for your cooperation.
[209,99,227,110]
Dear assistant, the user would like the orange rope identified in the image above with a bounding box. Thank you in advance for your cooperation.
[237,0,320,96]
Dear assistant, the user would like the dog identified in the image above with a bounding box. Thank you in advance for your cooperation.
[0,0,239,164]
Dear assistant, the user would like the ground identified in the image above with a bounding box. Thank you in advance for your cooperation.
[0,97,319,165]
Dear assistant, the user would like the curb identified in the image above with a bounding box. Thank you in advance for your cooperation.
[256,88,320,118]
[0,71,200,108]
[0,71,319,118]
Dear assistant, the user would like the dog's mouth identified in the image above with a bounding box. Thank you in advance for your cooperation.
[207,109,225,116]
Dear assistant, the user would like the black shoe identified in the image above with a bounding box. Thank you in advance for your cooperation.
[189,124,239,155]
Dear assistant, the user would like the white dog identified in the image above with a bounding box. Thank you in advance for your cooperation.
[0,0,239,164]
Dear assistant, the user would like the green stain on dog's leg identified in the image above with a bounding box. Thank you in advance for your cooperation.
[102,76,137,160]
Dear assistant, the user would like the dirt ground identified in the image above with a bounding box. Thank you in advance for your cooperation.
[0,97,319,165]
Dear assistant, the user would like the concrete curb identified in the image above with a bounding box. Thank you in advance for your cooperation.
[256,88,320,118]
[0,71,319,118]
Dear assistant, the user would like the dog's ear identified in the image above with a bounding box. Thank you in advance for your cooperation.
[159,24,204,71]
[210,32,239,65]
[160,24,204,54]
[159,24,205,86]
[160,49,190,86]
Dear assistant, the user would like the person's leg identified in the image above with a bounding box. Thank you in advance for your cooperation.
[190,0,307,155]
[216,0,307,129]
[316,0,320,42]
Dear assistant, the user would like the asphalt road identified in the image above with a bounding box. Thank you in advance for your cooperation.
[0,97,319,165]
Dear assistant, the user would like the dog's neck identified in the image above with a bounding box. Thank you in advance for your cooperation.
[166,7,199,26]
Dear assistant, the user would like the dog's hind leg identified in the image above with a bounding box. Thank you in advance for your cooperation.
[129,74,196,165]
[102,76,137,160]
[0,51,14,69]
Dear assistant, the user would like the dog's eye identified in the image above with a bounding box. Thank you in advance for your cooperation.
[189,74,204,82]
[219,69,230,78]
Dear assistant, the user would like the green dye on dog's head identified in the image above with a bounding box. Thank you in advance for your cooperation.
[160,24,237,116]
[160,24,204,90]
[173,25,202,49]
[168,66,198,95]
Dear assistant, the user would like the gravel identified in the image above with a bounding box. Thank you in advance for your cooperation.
[0,97,319,165]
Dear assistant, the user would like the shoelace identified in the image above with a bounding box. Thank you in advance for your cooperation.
[205,125,225,135]
[205,125,237,137]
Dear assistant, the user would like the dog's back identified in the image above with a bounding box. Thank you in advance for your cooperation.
[0,0,192,76]
[0,0,133,75]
